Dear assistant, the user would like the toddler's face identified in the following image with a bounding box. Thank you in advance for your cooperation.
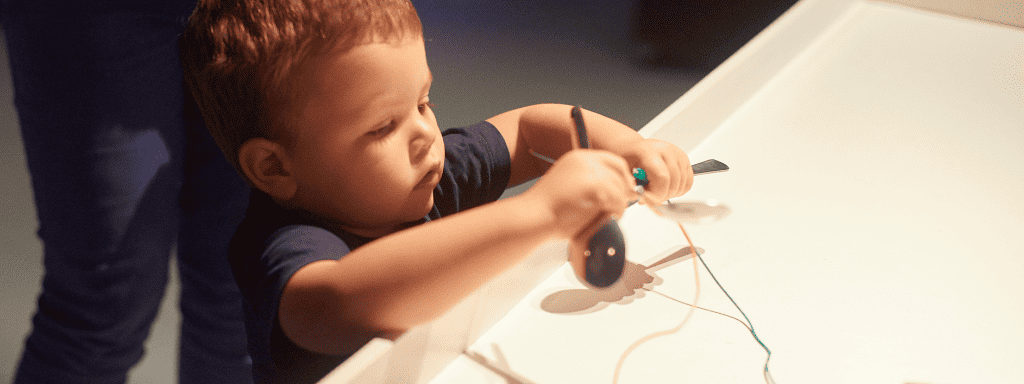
[285,37,443,238]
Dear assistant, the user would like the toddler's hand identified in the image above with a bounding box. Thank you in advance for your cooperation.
[525,149,637,239]
[616,139,693,203]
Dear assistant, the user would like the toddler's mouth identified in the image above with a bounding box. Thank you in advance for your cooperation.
[414,168,440,189]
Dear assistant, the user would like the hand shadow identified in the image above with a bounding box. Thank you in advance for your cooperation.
[540,200,726,315]
[651,200,731,225]
[540,246,704,315]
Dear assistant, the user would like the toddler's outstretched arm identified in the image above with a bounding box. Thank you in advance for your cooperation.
[279,141,636,356]
[279,103,692,357]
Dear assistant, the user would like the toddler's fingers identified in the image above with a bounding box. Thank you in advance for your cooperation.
[599,151,637,198]
[615,162,638,216]
[664,151,685,201]
[658,146,690,199]
[645,155,672,202]
[677,151,693,197]
[605,151,634,179]
[590,179,629,221]
[664,152,685,199]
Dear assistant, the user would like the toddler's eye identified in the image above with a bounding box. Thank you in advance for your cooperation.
[371,123,394,137]
[418,101,435,113]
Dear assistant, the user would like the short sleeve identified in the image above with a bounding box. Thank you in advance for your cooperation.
[432,121,512,217]
[235,220,357,383]
[258,225,352,330]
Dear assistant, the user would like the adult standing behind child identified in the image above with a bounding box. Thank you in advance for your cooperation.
[2,0,252,382]
[181,0,695,382]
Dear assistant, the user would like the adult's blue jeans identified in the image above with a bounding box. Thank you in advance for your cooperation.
[3,5,253,383]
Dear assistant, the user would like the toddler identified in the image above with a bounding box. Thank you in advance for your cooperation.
[181,0,693,382]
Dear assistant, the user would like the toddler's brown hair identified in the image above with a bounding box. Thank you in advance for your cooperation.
[181,0,422,179]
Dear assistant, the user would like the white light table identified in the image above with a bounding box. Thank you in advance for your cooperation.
[325,0,1024,382]
[430,0,1024,383]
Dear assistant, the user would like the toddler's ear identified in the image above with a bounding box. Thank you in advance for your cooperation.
[239,138,297,201]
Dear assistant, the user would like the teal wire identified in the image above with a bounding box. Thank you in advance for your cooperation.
[694,252,774,382]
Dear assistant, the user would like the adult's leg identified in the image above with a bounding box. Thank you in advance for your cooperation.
[5,11,188,384]
[175,83,253,383]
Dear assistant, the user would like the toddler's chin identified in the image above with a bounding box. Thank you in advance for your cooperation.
[398,187,435,224]
[417,192,435,217]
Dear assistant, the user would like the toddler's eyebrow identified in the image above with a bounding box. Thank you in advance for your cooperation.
[421,72,433,93]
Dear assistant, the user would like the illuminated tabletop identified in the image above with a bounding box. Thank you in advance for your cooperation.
[324,1,1024,383]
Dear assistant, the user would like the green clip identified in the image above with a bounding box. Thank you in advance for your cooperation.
[632,168,649,187]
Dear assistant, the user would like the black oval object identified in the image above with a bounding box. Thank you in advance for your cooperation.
[584,219,626,288]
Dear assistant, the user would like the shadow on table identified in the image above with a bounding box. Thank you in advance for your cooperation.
[540,200,729,315]
[540,245,705,315]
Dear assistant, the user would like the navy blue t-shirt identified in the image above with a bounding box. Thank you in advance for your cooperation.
[227,121,511,384]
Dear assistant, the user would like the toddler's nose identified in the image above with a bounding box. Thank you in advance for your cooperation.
[409,119,436,162]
